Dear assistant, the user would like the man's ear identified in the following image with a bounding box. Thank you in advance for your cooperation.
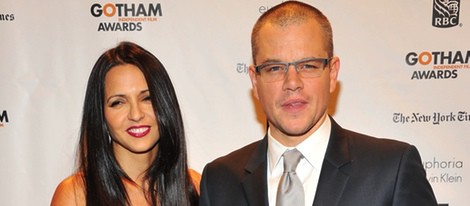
[249,65,260,100]
[328,56,340,93]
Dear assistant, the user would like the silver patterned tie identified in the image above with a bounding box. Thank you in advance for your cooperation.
[276,149,305,206]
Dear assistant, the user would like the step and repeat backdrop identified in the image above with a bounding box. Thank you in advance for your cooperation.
[0,0,468,205]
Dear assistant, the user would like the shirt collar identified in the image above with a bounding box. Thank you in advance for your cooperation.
[267,116,331,173]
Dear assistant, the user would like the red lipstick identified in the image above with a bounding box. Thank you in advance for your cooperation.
[126,126,150,138]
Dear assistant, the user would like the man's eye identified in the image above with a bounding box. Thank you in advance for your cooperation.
[301,63,321,70]
[264,65,284,72]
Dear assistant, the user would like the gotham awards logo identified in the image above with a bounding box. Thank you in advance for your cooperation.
[91,3,163,31]
[432,0,460,28]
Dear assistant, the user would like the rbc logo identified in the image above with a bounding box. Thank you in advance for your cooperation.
[432,0,460,28]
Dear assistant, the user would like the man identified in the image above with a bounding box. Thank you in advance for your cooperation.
[200,1,437,206]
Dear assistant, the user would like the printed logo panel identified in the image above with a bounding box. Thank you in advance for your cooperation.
[432,0,460,28]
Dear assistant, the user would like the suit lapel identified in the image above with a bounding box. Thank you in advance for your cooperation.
[242,137,269,206]
[313,117,352,206]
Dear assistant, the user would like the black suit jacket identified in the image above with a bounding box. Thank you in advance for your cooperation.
[199,117,437,206]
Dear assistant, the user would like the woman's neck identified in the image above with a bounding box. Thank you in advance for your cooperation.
[113,145,159,185]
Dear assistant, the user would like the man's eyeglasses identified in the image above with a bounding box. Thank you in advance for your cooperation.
[254,57,331,82]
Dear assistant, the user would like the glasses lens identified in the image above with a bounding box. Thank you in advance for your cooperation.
[259,63,286,82]
[297,59,326,78]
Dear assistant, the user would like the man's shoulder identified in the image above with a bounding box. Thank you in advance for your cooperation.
[205,139,264,171]
[348,128,409,145]
[339,127,414,155]
[331,117,411,150]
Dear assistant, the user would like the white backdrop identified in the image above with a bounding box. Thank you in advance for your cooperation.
[0,0,468,205]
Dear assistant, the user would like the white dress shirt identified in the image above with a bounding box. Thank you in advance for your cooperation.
[267,117,331,206]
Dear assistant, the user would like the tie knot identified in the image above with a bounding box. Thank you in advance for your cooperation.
[283,149,302,172]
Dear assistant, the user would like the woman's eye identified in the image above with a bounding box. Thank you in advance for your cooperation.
[109,100,122,107]
[143,96,152,101]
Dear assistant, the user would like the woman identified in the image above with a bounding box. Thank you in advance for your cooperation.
[51,41,199,205]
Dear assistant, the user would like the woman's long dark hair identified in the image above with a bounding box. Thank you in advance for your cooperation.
[78,41,198,205]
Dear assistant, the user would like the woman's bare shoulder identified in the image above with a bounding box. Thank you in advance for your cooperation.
[188,168,201,193]
[51,174,85,206]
